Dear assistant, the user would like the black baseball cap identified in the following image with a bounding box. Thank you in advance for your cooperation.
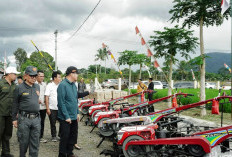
[65,66,80,75]
[25,66,38,75]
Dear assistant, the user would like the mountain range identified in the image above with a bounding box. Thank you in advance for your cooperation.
[205,52,231,73]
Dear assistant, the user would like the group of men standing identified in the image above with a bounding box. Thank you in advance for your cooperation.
[0,65,84,157]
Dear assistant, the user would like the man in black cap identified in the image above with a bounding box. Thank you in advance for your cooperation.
[57,66,79,157]
[12,66,41,157]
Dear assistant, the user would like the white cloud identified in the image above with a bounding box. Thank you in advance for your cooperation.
[0,0,230,73]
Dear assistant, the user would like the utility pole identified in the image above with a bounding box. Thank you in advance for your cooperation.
[54,30,58,71]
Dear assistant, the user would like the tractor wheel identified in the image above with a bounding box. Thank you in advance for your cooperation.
[187,145,206,157]
[147,151,159,157]
[91,110,101,122]
[81,107,89,115]
[122,135,145,157]
[98,118,113,137]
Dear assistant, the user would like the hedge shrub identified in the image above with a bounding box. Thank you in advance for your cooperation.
[124,88,232,113]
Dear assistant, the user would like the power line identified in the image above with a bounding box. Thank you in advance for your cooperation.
[66,0,102,41]
[60,32,140,45]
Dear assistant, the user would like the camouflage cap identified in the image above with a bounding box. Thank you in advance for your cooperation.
[25,66,37,75]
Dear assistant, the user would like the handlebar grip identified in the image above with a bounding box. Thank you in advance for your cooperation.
[187,94,194,96]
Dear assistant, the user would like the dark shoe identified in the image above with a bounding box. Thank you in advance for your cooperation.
[67,154,78,157]
[58,153,66,157]
[1,154,14,157]
[74,144,81,150]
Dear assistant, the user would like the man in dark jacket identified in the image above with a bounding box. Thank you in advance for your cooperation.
[0,67,19,157]
[57,66,79,157]
[148,78,155,112]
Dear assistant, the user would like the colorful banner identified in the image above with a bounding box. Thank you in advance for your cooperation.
[102,43,123,77]
[224,63,231,73]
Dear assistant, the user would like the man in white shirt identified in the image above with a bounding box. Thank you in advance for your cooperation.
[36,70,47,143]
[45,71,61,142]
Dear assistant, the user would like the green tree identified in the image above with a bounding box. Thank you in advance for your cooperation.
[134,54,150,79]
[13,48,28,71]
[95,48,108,74]
[169,0,230,115]
[88,64,101,74]
[149,25,198,105]
[176,60,189,80]
[21,51,55,82]
[118,50,137,91]
[218,67,230,80]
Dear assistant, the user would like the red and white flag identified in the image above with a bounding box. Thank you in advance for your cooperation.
[154,60,162,72]
[221,0,229,15]
[141,38,146,45]
[102,43,106,48]
[135,26,139,34]
[135,26,162,73]
[147,49,152,57]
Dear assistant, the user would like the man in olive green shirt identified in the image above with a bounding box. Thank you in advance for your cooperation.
[0,67,19,157]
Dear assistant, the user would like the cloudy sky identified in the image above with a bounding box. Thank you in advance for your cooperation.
[0,0,230,72]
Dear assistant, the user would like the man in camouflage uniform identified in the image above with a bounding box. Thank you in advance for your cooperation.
[0,67,19,157]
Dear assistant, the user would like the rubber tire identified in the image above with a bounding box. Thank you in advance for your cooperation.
[91,110,101,122]
[98,117,114,137]
[81,107,89,115]
[187,145,206,157]
[122,135,144,157]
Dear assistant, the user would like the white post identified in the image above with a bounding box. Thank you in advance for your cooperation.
[216,81,220,90]
[95,77,98,90]
[95,77,102,90]
[118,78,121,91]
[194,80,198,89]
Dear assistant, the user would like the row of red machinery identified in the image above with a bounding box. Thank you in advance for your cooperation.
[78,90,232,157]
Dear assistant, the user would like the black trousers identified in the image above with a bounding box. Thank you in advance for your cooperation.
[59,120,77,156]
[148,92,155,112]
[48,110,58,137]
[0,116,12,155]
[40,110,46,138]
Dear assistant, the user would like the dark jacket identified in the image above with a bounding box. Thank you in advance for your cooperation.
[78,82,86,93]
[78,91,89,98]
[12,82,40,120]
[0,78,16,116]
[148,82,154,91]
[57,78,78,121]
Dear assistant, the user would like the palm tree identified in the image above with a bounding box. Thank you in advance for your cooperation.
[95,48,108,74]
[134,54,150,79]
[176,60,189,80]
[118,50,137,92]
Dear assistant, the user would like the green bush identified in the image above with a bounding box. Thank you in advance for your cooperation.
[124,88,232,113]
